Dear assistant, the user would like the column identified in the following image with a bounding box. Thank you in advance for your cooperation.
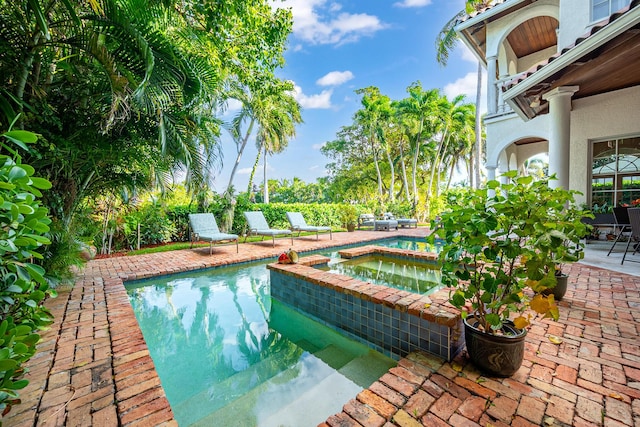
[542,86,579,189]
[487,56,498,115]
[486,165,496,182]
[486,166,497,198]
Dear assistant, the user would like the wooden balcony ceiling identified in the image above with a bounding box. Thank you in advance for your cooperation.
[507,16,558,58]
[506,2,640,120]
[457,0,539,59]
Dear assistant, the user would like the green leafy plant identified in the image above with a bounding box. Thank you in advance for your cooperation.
[338,204,358,229]
[0,128,55,415]
[430,172,589,334]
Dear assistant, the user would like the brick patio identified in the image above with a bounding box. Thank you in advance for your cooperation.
[4,228,640,426]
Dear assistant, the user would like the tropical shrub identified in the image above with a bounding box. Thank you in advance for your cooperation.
[430,172,588,333]
[125,203,176,247]
[0,130,55,416]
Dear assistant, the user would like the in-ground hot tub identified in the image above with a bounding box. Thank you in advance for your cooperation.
[320,249,442,295]
[268,246,463,361]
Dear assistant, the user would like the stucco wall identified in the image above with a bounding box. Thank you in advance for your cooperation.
[570,86,640,204]
[558,0,593,49]
[485,114,550,168]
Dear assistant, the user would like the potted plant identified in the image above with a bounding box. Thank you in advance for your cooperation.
[535,203,591,301]
[430,172,589,377]
[339,204,358,232]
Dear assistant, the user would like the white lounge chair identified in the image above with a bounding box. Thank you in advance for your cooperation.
[358,214,376,229]
[244,211,293,247]
[188,213,239,254]
[286,212,332,240]
[383,212,418,228]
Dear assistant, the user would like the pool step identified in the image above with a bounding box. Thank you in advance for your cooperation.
[172,345,302,425]
[188,352,361,427]
[338,350,397,388]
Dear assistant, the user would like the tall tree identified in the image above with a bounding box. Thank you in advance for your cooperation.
[395,83,441,206]
[355,87,393,200]
[225,79,298,196]
[242,84,302,203]
[0,0,292,223]
[436,1,491,188]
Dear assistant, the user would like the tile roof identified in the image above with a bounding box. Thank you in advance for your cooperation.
[455,0,510,25]
[503,0,640,91]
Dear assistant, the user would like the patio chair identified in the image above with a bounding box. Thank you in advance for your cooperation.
[358,214,376,229]
[244,211,293,247]
[358,213,397,231]
[383,212,418,228]
[188,213,239,254]
[286,212,332,240]
[621,207,640,265]
[606,206,631,256]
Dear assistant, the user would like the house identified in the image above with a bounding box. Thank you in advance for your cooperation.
[455,0,640,207]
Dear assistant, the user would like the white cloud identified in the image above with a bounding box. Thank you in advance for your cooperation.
[275,0,387,45]
[393,0,432,8]
[238,164,273,175]
[316,71,354,86]
[292,85,333,109]
[312,142,326,150]
[460,44,478,63]
[309,165,321,170]
[443,71,487,114]
[225,98,242,112]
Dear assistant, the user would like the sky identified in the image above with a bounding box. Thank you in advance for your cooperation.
[211,0,486,194]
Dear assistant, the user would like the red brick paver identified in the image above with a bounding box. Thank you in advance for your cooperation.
[3,228,640,426]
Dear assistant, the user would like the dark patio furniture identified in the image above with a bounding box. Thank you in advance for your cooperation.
[606,207,631,256]
[621,207,640,265]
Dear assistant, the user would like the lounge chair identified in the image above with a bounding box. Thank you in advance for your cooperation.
[358,214,376,230]
[188,213,239,254]
[358,213,397,231]
[383,212,418,228]
[244,211,293,247]
[286,212,332,240]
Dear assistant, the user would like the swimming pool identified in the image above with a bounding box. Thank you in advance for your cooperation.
[126,260,396,426]
[323,253,441,295]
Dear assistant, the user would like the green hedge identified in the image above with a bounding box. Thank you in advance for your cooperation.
[0,131,55,416]
[118,197,414,247]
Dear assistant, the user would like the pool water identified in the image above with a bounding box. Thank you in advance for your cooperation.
[126,261,396,426]
[376,237,443,253]
[323,254,442,295]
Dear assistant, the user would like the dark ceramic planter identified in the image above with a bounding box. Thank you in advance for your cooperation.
[464,316,527,377]
[542,274,568,301]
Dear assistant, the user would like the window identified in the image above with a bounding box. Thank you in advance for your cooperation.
[592,0,631,21]
[591,136,640,208]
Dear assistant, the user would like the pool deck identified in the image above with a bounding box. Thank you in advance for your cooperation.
[5,228,640,426]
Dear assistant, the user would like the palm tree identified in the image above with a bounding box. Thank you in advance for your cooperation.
[426,94,475,217]
[1,0,293,219]
[355,87,393,201]
[225,79,291,195]
[243,85,302,203]
[395,83,441,206]
[442,102,476,191]
[436,1,492,188]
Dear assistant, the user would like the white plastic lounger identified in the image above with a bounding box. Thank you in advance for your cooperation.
[189,213,239,254]
[286,212,332,240]
[244,211,293,247]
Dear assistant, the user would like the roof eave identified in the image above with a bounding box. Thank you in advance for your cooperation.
[457,35,487,66]
[454,0,528,33]
[503,7,640,117]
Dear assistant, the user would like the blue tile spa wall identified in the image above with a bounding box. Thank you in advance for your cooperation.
[269,269,464,361]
